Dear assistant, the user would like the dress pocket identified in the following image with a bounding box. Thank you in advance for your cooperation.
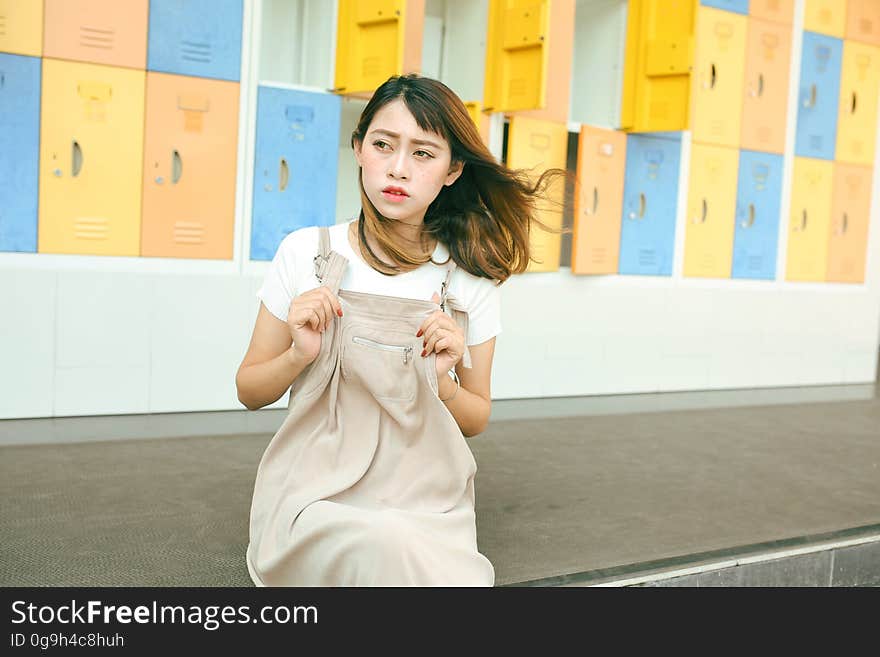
[341,325,418,402]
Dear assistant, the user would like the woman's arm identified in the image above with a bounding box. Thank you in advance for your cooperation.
[437,338,496,438]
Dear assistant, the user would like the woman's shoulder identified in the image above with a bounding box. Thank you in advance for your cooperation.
[450,263,501,308]
[276,221,350,260]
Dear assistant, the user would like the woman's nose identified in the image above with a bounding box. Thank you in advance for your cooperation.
[388,152,409,179]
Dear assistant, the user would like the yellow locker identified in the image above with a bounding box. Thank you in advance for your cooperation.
[334,0,424,98]
[0,0,43,56]
[620,0,697,133]
[835,40,880,166]
[785,157,834,281]
[506,116,568,272]
[691,7,748,147]
[804,0,847,38]
[683,143,739,278]
[464,101,491,146]
[827,162,873,283]
[38,59,146,256]
[846,0,880,46]
[483,0,575,123]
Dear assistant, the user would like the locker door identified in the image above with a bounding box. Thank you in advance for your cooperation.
[250,86,341,262]
[683,143,739,278]
[691,7,748,147]
[701,0,749,14]
[804,0,847,38]
[846,0,880,46]
[506,116,568,272]
[483,0,574,123]
[731,150,783,279]
[571,125,627,274]
[785,157,833,281]
[826,162,873,283]
[749,0,794,24]
[0,0,43,56]
[43,0,148,69]
[334,0,424,97]
[835,40,880,166]
[141,72,240,259]
[618,133,682,276]
[38,59,146,256]
[794,32,842,160]
[464,101,491,146]
[147,0,244,82]
[0,53,40,252]
[740,17,792,153]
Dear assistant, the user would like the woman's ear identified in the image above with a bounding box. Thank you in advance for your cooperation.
[353,138,364,167]
[445,160,464,186]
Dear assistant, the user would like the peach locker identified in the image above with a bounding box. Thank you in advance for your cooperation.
[740,17,792,153]
[749,0,795,25]
[835,40,880,166]
[846,0,880,45]
[334,0,425,98]
[691,6,747,148]
[570,125,626,275]
[483,0,574,123]
[826,162,873,283]
[785,157,834,281]
[43,0,149,69]
[38,59,145,256]
[0,0,43,56]
[506,116,568,272]
[804,0,847,38]
[140,72,240,259]
[683,143,740,278]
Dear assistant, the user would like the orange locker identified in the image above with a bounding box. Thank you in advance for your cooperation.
[846,0,880,46]
[571,125,626,274]
[43,0,149,69]
[749,0,795,25]
[740,17,792,153]
[141,72,240,259]
[826,162,873,283]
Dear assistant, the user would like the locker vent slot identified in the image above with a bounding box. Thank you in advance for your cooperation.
[361,56,381,78]
[180,40,211,64]
[508,77,527,100]
[638,250,656,267]
[173,221,205,245]
[0,15,6,37]
[80,26,115,50]
[590,248,606,264]
[74,218,110,241]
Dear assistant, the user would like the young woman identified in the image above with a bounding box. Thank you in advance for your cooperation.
[236,74,561,586]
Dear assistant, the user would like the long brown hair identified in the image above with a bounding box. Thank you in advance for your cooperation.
[350,74,567,283]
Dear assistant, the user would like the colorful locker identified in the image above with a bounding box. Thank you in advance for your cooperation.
[618,133,682,276]
[464,101,491,146]
[334,0,425,98]
[250,86,341,262]
[43,0,149,69]
[147,0,244,82]
[0,53,40,252]
[731,150,784,280]
[785,157,834,281]
[483,0,575,123]
[38,59,146,256]
[683,143,739,278]
[804,0,847,38]
[141,72,240,259]
[749,0,794,24]
[835,40,880,166]
[0,0,43,56]
[795,31,842,160]
[691,6,748,147]
[701,0,749,15]
[826,162,873,283]
[846,0,880,46]
[740,17,792,153]
[571,125,626,275]
[506,116,568,272]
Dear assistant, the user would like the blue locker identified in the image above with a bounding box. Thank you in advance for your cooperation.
[147,0,243,81]
[250,86,341,261]
[701,0,749,15]
[795,31,842,161]
[731,150,783,280]
[0,53,41,253]
[618,133,682,276]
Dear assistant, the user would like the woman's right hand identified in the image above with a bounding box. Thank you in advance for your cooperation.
[287,286,343,364]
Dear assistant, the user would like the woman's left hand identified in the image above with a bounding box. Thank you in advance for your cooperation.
[417,292,466,377]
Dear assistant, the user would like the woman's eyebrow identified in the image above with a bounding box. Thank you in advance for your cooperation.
[369,128,443,149]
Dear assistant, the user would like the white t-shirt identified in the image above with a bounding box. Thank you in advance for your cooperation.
[256,219,502,346]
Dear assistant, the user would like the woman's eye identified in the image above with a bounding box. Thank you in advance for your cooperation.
[373,140,390,150]
[414,150,434,159]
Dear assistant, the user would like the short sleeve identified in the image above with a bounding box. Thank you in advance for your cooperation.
[256,234,298,322]
[464,278,502,346]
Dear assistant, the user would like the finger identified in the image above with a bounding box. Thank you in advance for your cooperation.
[320,297,335,332]
[423,327,448,356]
[417,312,449,339]
[321,287,343,318]
[311,299,328,332]
[430,291,441,305]
[308,308,321,331]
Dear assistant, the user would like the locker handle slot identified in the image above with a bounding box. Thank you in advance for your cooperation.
[699,199,708,224]
[584,186,599,216]
[851,92,857,114]
[839,212,848,235]
[627,193,646,220]
[803,84,817,108]
[794,209,808,231]
[279,158,290,192]
[71,140,83,177]
[171,150,183,184]
[702,64,717,90]
[741,203,755,228]
[751,73,764,98]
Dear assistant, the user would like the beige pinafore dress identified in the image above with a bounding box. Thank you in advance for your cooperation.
[246,226,495,586]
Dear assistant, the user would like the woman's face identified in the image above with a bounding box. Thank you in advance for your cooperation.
[354,99,463,228]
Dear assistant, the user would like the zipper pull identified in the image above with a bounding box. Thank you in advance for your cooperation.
[404,346,412,365]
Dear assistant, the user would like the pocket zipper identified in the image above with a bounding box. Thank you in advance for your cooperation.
[352,336,414,364]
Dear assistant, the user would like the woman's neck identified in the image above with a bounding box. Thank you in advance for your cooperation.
[350,218,436,264]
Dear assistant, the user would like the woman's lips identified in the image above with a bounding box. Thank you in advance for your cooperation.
[381,188,409,202]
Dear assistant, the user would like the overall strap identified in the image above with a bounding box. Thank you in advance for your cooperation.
[313,225,347,295]
[439,259,472,369]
